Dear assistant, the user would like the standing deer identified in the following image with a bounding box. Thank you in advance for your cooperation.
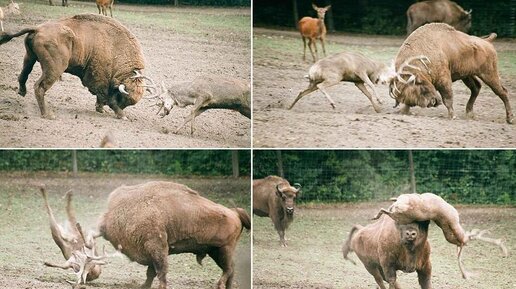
[96,0,115,17]
[298,4,331,62]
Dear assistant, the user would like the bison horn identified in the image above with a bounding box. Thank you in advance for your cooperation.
[118,84,129,95]
[467,9,472,14]
[293,183,302,192]
[276,184,286,194]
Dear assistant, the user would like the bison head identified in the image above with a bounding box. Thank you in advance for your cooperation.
[116,70,155,109]
[389,55,442,109]
[456,9,472,32]
[276,183,301,215]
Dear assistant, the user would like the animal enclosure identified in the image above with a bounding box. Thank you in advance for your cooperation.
[253,28,516,148]
[0,1,250,148]
[0,150,251,289]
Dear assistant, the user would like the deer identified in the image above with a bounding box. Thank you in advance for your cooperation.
[143,73,251,135]
[298,4,331,62]
[96,0,115,17]
[0,0,20,32]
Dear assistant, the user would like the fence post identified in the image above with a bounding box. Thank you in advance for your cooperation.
[232,150,239,178]
[292,0,299,28]
[408,150,416,194]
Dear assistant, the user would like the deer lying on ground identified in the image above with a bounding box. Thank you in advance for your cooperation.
[40,187,108,286]
[146,74,251,135]
[289,51,396,112]
[96,0,114,17]
[298,4,331,62]
[373,192,508,279]
[0,0,20,32]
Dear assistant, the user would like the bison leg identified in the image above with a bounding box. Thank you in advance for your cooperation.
[107,100,127,120]
[144,241,168,289]
[435,81,455,120]
[462,76,481,119]
[18,50,37,97]
[316,81,338,109]
[364,265,387,289]
[141,266,156,289]
[209,246,235,289]
[478,72,513,124]
[417,258,432,289]
[289,82,318,109]
[355,82,381,113]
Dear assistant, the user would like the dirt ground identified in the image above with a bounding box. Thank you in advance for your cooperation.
[0,172,251,289]
[0,1,251,148]
[253,203,515,289]
[253,28,516,148]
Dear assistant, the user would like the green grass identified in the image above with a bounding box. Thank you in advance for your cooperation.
[253,204,515,289]
[10,1,250,36]
[498,51,516,77]
[0,172,250,288]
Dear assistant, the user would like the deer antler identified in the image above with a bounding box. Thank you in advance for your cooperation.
[467,229,508,256]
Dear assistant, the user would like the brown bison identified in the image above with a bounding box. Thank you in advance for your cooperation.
[373,193,508,279]
[389,23,513,124]
[253,176,301,247]
[40,187,106,286]
[0,14,153,120]
[89,181,250,289]
[406,0,471,35]
[342,216,432,289]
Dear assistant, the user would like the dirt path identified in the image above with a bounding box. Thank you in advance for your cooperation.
[253,28,516,148]
[0,2,251,148]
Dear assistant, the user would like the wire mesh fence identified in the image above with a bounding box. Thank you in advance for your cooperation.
[253,150,515,204]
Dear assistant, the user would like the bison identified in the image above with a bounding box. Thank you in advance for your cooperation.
[406,0,471,35]
[389,23,513,124]
[373,192,508,279]
[0,14,153,120]
[40,187,106,286]
[88,181,250,289]
[253,176,301,247]
[342,215,432,289]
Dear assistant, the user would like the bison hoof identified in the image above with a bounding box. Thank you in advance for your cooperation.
[18,87,27,97]
[507,115,514,124]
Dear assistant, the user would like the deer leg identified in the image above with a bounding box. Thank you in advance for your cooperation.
[1,21,3,32]
[478,71,513,124]
[40,187,73,259]
[18,50,37,97]
[289,83,318,109]
[462,76,481,119]
[302,36,307,61]
[457,245,471,279]
[360,73,382,104]
[44,259,74,270]
[320,36,327,57]
[316,80,339,109]
[97,5,101,14]
[372,208,390,220]
[109,3,113,17]
[209,246,236,289]
[307,38,316,63]
[355,82,382,113]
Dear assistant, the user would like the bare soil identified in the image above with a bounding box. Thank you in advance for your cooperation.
[0,2,251,148]
[253,28,516,148]
[0,172,251,289]
[253,203,515,289]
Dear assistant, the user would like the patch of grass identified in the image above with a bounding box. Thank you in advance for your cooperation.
[253,204,515,289]
[498,51,516,77]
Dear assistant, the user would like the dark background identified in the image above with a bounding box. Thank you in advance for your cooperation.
[254,150,515,204]
[253,0,516,37]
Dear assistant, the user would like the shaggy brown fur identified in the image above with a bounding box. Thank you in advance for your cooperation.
[0,14,147,120]
[40,187,103,284]
[373,192,508,279]
[343,216,432,289]
[390,23,513,124]
[289,51,394,112]
[406,0,471,35]
[298,4,331,62]
[96,0,115,17]
[150,75,251,135]
[253,176,301,247]
[94,181,250,289]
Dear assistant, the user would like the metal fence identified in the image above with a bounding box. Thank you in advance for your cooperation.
[253,150,515,204]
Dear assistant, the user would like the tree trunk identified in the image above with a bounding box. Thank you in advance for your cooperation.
[408,150,416,194]
[72,150,78,178]
[276,151,284,178]
[326,0,335,32]
[174,0,179,6]
[232,151,239,178]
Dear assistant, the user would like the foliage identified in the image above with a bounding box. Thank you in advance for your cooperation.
[0,150,250,177]
[254,150,515,205]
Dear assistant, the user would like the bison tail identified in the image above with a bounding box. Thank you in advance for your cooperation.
[233,208,251,231]
[342,225,362,265]
[0,28,36,45]
[481,33,497,42]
